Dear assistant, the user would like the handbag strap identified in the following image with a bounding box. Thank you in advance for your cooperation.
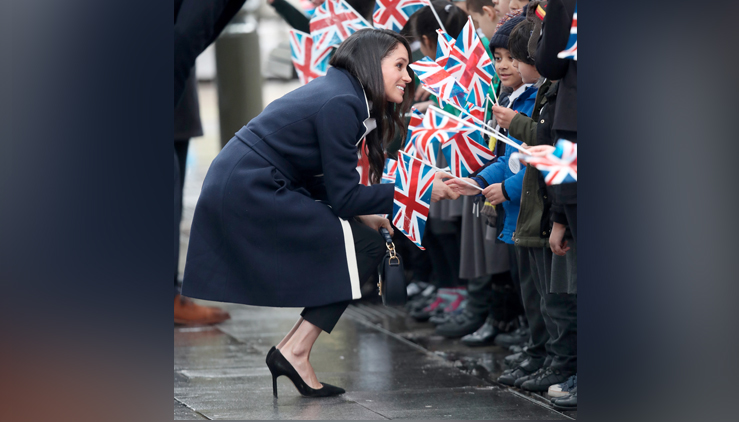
[379,228,399,265]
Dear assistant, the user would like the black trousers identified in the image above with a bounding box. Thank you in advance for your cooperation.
[300,218,387,334]
[518,246,551,361]
[528,246,577,373]
[174,140,190,296]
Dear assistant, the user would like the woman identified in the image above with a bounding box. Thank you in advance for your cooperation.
[181,29,458,398]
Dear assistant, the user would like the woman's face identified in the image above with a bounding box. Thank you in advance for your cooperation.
[381,44,412,104]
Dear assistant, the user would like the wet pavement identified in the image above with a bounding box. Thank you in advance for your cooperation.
[175,302,574,420]
[175,79,577,419]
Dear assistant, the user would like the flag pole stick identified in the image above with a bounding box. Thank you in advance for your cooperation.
[399,151,483,191]
[432,103,531,154]
[423,0,447,33]
[429,106,531,154]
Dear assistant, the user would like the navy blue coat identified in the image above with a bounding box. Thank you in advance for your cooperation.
[182,68,395,307]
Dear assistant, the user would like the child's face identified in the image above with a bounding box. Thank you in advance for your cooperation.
[494,47,523,89]
[468,6,498,40]
[493,0,510,17]
[508,0,529,13]
[512,59,540,84]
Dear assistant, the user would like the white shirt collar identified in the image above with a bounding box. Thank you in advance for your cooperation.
[507,83,532,108]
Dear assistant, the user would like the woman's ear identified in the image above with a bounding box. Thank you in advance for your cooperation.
[422,35,431,51]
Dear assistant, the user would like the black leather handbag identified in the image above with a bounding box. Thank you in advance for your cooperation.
[377,228,407,306]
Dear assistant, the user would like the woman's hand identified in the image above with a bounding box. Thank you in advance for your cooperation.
[431,172,460,202]
[549,222,571,256]
[444,176,482,196]
[482,183,507,205]
[491,105,517,129]
[357,215,394,236]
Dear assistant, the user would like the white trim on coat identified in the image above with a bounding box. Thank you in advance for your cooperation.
[339,218,362,300]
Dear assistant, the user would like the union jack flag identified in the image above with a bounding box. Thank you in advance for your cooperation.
[409,57,467,108]
[392,151,436,249]
[410,107,466,165]
[557,4,577,60]
[512,139,577,185]
[435,29,457,68]
[441,132,495,178]
[373,0,426,33]
[403,107,424,155]
[381,157,398,183]
[288,29,333,85]
[462,101,486,122]
[444,16,495,107]
[310,0,373,53]
[356,138,370,185]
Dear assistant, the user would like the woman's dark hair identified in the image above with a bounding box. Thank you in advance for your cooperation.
[329,29,417,185]
[411,0,468,51]
[508,18,536,65]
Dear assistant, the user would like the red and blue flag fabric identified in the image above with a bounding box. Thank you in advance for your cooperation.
[403,107,424,155]
[444,16,495,107]
[410,106,466,164]
[288,29,333,85]
[557,4,577,60]
[310,0,373,53]
[435,29,458,68]
[381,157,398,184]
[409,57,467,108]
[356,138,371,185]
[373,0,426,33]
[441,132,495,178]
[512,139,577,185]
[392,152,436,249]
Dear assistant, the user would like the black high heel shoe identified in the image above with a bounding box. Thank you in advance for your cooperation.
[265,346,345,398]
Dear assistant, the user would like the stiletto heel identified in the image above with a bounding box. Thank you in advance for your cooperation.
[265,346,345,398]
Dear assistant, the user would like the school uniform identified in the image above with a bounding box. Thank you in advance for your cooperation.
[181,67,391,332]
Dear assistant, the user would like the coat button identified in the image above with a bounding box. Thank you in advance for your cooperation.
[543,231,547,235]
[526,191,530,195]
[543,195,547,199]
[540,119,545,123]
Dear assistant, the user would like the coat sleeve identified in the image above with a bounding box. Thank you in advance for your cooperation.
[269,0,311,33]
[502,167,526,205]
[315,95,394,219]
[175,0,246,107]
[534,0,575,81]
[508,114,538,145]
[476,159,506,186]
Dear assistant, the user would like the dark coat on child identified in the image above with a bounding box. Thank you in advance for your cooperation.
[181,67,394,308]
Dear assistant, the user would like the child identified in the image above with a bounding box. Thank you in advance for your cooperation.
[466,0,500,39]
[442,15,537,338]
[508,0,530,13]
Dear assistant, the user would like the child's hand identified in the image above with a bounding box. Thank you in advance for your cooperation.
[413,100,433,112]
[482,183,507,205]
[549,222,571,256]
[414,88,432,102]
[491,105,517,129]
[526,145,556,156]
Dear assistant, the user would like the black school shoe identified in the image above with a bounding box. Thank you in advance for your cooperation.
[497,357,545,386]
[435,310,487,338]
[494,325,530,348]
[551,387,577,411]
[520,367,575,392]
[503,350,528,369]
[461,315,504,346]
